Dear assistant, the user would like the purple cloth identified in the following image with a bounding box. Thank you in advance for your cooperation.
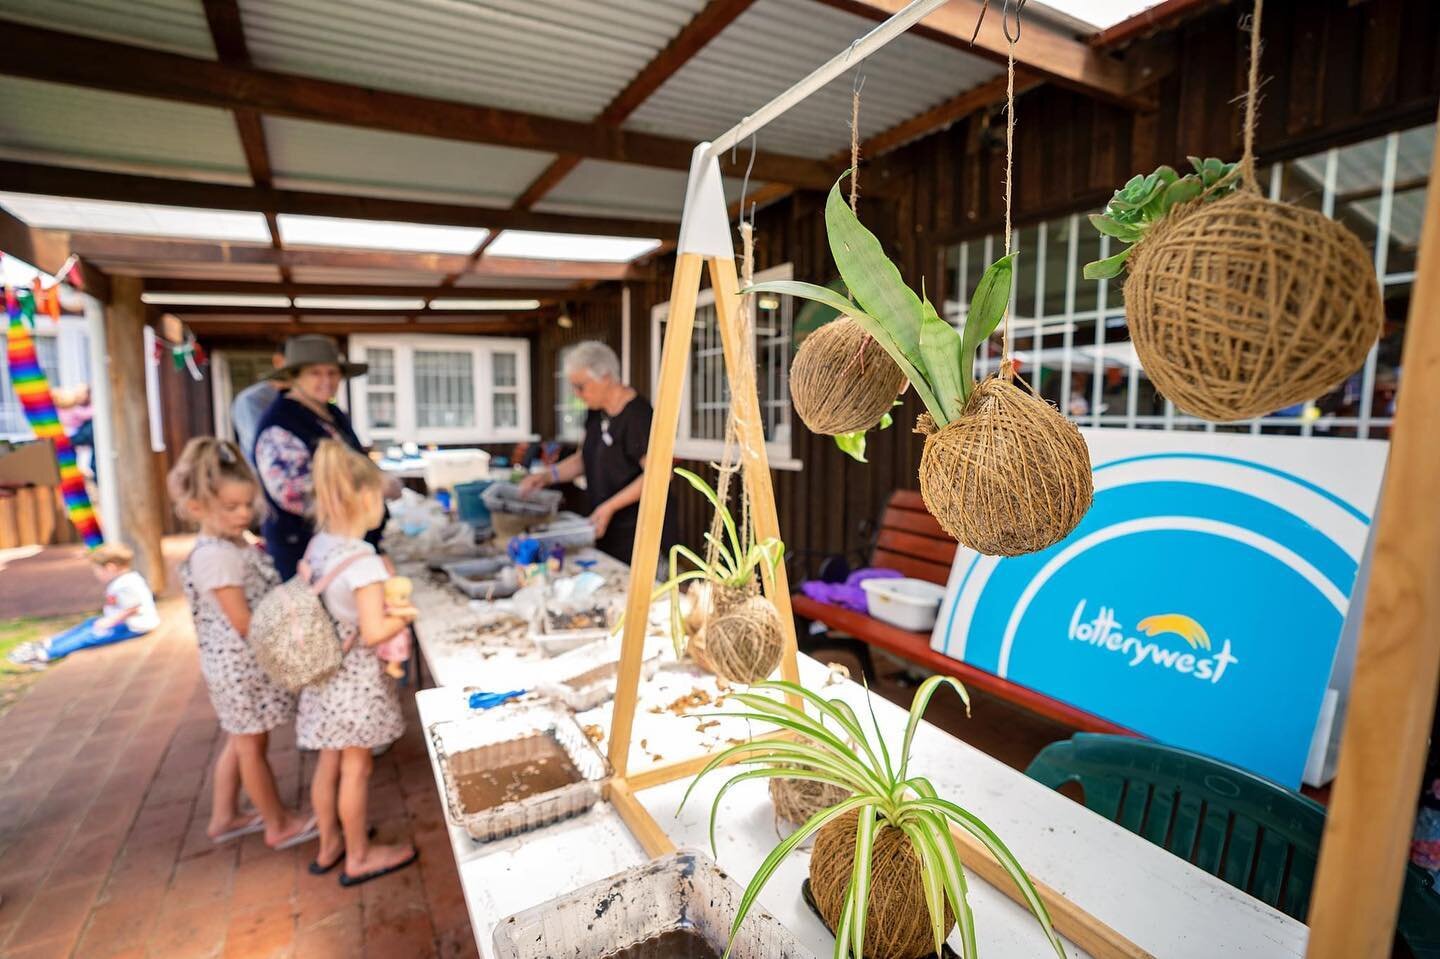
[800,567,905,614]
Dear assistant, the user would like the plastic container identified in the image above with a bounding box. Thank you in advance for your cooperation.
[449,563,522,601]
[492,849,811,959]
[534,637,663,711]
[526,513,597,552]
[454,480,494,527]
[484,482,562,538]
[428,700,611,842]
[860,577,947,632]
[422,448,491,493]
[532,597,617,657]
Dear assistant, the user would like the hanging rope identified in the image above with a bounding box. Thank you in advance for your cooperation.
[1239,0,1264,191]
[850,71,865,214]
[998,0,1021,378]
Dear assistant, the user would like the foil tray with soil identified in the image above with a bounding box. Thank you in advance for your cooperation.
[430,700,611,842]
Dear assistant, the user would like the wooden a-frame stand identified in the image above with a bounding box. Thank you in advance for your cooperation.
[604,144,802,858]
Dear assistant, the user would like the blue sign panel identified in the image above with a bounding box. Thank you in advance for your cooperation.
[931,433,1384,788]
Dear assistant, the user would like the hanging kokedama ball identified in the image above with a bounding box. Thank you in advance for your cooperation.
[918,377,1093,557]
[1124,190,1382,421]
[769,773,849,829]
[701,594,783,685]
[790,318,905,435]
[811,809,955,959]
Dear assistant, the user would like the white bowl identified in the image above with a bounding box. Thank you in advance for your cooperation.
[860,577,947,632]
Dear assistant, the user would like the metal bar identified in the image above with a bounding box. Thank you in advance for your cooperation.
[705,0,948,160]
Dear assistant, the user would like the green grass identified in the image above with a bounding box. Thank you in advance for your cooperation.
[0,614,86,715]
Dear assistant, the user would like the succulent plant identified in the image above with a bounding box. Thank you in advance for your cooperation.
[1083,156,1239,280]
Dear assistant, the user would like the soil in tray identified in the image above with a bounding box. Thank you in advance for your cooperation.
[601,928,722,959]
[452,735,583,813]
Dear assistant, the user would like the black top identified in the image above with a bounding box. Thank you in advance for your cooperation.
[253,391,384,580]
[582,395,677,563]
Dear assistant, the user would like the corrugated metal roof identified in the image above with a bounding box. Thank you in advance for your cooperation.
[0,77,249,181]
[0,0,215,57]
[264,117,557,207]
[239,0,709,121]
[626,0,1001,158]
[533,160,748,221]
[291,267,463,285]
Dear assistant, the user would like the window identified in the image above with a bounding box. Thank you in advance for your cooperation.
[651,263,796,466]
[554,344,587,442]
[942,122,1433,440]
[347,334,531,445]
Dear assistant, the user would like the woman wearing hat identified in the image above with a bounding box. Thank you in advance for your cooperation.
[252,335,392,579]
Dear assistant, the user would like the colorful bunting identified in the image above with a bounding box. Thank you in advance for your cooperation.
[5,286,104,548]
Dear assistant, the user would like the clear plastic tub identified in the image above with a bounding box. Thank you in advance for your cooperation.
[534,639,663,711]
[860,577,947,632]
[429,700,611,842]
[492,849,813,959]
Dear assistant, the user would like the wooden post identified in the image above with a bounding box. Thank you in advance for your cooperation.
[105,276,167,592]
[1305,116,1440,957]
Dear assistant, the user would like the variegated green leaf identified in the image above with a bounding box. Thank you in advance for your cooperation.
[920,296,967,422]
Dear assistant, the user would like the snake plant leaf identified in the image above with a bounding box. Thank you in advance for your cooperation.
[1083,246,1132,280]
[1087,213,1144,243]
[742,279,944,422]
[823,176,946,421]
[834,430,868,462]
[919,296,967,422]
[959,252,1015,391]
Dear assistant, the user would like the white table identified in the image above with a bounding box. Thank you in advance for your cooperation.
[415,653,1309,958]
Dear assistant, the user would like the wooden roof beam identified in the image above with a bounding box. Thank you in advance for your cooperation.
[159,304,550,319]
[0,162,679,241]
[0,21,834,189]
[811,0,1148,106]
[142,278,607,301]
[65,233,654,281]
[183,317,541,338]
[0,214,111,301]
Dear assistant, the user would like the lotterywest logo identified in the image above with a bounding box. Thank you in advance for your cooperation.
[1067,602,1239,683]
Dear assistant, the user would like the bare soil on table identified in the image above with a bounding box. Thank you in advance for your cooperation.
[601,928,722,959]
[452,734,583,813]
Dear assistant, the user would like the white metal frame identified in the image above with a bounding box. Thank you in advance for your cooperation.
[347,332,532,446]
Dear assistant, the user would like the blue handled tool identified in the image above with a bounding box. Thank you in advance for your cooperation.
[468,689,527,710]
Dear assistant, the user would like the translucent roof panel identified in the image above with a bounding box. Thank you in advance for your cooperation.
[141,292,292,308]
[276,215,487,254]
[483,232,662,262]
[0,0,217,57]
[291,296,426,310]
[0,193,272,242]
[429,299,541,311]
[1032,0,1171,31]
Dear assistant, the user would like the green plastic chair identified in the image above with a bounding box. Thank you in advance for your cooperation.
[1026,733,1440,955]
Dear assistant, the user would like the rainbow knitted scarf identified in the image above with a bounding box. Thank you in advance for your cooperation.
[5,287,104,548]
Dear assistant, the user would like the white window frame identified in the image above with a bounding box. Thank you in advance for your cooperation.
[554,343,587,443]
[1,314,91,442]
[347,333,532,446]
[650,262,799,469]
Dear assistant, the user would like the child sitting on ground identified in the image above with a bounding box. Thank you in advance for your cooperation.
[8,542,160,667]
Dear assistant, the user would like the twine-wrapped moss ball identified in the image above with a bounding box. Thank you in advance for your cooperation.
[918,377,1093,557]
[702,595,783,685]
[811,810,954,959]
[790,318,905,435]
[1124,191,1382,422]
[769,773,850,828]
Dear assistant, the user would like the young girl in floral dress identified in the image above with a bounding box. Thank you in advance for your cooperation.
[299,440,419,885]
[169,438,315,849]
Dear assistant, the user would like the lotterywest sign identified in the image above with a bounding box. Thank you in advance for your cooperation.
[930,429,1386,788]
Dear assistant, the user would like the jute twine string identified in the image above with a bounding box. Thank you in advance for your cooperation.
[810,809,955,959]
[788,71,904,436]
[769,774,850,831]
[915,2,1093,556]
[1122,0,1381,421]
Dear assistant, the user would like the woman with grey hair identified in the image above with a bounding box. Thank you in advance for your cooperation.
[521,340,676,563]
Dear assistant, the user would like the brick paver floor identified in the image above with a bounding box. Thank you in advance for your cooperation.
[0,599,476,959]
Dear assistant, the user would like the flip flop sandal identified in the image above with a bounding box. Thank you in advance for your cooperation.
[308,827,378,875]
[271,815,320,851]
[338,847,419,888]
[210,813,265,845]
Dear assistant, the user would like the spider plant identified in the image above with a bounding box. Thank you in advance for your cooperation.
[744,171,1015,430]
[680,676,1065,959]
[649,468,784,657]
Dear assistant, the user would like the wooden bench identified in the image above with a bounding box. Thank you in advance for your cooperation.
[792,490,1135,736]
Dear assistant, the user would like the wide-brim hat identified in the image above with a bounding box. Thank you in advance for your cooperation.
[267,334,367,380]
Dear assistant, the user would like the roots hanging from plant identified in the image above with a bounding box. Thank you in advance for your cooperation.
[1123,191,1381,421]
[810,809,955,959]
[700,594,783,685]
[918,376,1092,556]
[791,317,905,435]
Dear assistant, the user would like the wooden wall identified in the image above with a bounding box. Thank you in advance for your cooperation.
[614,0,1440,574]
